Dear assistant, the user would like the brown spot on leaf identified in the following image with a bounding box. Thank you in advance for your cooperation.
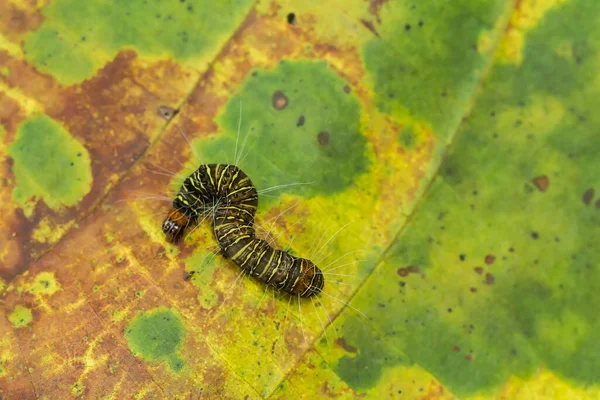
[532,175,549,192]
[321,381,338,398]
[158,105,179,120]
[360,19,381,38]
[484,255,495,265]
[465,354,473,361]
[470,287,477,293]
[335,338,358,353]
[367,0,389,23]
[583,188,595,205]
[596,199,600,209]
[1,49,177,278]
[485,273,495,285]
[272,90,288,110]
[317,131,330,146]
[0,3,44,43]
[398,266,420,277]
[343,85,351,94]
[474,267,483,275]
[452,345,460,352]
[296,115,305,127]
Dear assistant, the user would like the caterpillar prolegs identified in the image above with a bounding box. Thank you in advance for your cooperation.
[162,163,324,298]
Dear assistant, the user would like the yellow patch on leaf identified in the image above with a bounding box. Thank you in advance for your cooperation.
[494,369,600,399]
[32,217,73,244]
[497,0,568,64]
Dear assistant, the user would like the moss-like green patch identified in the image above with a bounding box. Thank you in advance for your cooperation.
[24,0,253,84]
[185,249,220,310]
[363,0,509,139]
[125,308,186,372]
[8,305,33,328]
[24,25,96,85]
[195,59,368,200]
[334,318,409,391]
[27,271,61,296]
[8,115,92,216]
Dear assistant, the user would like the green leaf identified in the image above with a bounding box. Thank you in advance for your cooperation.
[1,0,598,398]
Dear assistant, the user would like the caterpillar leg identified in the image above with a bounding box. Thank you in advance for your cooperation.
[219,248,229,259]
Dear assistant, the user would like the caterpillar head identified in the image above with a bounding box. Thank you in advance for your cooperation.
[298,259,324,298]
[162,208,190,243]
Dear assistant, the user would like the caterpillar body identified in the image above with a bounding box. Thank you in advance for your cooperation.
[162,163,324,298]
[162,163,258,242]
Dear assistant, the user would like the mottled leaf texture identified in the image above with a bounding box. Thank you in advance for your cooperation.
[1,0,599,399]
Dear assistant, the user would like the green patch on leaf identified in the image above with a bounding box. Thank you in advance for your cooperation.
[363,0,509,139]
[8,305,33,328]
[334,318,409,391]
[24,25,96,85]
[398,125,417,149]
[28,271,62,296]
[70,381,85,397]
[196,59,369,200]
[8,115,92,217]
[186,249,220,310]
[24,0,253,85]
[341,0,600,395]
[125,308,186,372]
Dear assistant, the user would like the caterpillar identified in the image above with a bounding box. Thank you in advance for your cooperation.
[162,163,324,298]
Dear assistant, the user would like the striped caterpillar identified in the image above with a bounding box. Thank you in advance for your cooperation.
[162,163,324,298]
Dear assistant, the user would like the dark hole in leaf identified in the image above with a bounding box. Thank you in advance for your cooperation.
[287,13,296,25]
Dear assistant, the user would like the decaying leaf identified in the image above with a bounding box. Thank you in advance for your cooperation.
[1,0,599,398]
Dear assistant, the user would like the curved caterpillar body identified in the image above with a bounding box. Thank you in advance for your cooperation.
[162,163,324,298]
[162,164,258,242]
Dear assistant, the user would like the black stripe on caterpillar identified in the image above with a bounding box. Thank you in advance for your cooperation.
[162,163,324,298]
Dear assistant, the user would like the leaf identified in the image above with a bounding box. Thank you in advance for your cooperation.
[1,0,598,398]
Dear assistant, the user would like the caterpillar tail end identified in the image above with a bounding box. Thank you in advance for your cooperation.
[300,264,325,298]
